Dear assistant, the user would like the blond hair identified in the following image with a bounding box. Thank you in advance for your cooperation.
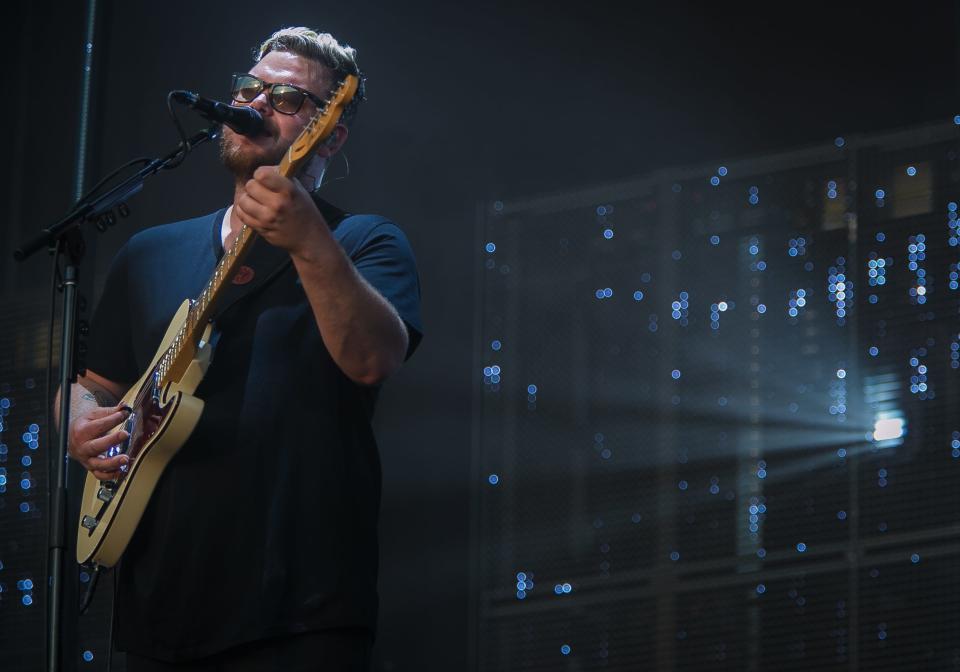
[255,27,364,125]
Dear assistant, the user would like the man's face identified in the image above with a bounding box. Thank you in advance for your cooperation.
[220,50,332,180]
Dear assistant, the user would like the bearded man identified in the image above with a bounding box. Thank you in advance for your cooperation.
[64,27,422,671]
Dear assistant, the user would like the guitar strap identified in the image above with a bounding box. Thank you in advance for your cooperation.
[208,196,350,323]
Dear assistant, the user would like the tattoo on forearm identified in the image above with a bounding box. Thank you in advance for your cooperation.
[82,388,117,407]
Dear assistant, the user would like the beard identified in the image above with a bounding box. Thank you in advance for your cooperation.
[219,131,288,181]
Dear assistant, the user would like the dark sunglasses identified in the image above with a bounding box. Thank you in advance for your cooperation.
[230,73,327,115]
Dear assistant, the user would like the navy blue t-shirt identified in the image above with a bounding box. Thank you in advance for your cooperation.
[86,199,422,661]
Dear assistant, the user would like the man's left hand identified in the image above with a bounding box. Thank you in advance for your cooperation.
[235,166,331,259]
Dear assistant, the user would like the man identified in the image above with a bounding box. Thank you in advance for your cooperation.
[65,27,422,671]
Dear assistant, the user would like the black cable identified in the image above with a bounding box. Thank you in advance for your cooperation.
[78,564,100,615]
[76,157,151,208]
[106,567,116,672]
[164,91,191,170]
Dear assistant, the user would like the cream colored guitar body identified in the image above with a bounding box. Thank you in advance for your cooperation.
[76,300,212,566]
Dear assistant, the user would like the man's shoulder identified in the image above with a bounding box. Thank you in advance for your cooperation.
[128,209,223,253]
[312,195,410,241]
[333,213,409,254]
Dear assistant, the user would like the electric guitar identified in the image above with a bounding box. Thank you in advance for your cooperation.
[76,75,360,567]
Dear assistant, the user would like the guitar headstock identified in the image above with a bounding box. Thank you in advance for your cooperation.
[279,74,360,178]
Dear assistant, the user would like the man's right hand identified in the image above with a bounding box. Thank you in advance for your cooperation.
[68,404,131,481]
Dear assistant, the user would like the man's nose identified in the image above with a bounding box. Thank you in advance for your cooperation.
[246,91,273,115]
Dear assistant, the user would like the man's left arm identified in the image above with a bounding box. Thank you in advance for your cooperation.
[235,166,409,386]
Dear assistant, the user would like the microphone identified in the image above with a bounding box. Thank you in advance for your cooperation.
[172,91,264,137]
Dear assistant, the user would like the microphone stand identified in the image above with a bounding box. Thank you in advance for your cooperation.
[13,126,219,672]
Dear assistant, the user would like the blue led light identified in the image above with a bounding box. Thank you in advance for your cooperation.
[756,584,766,594]
[561,645,571,655]
[83,651,94,663]
[19,502,29,513]
[827,259,852,323]
[908,351,932,399]
[22,595,33,606]
[671,369,681,380]
[485,242,496,253]
[911,553,920,564]
[672,250,682,260]
[671,292,690,324]
[527,384,538,395]
[906,166,917,176]
[796,543,807,553]
[603,228,614,239]
[838,510,847,520]
[488,474,499,485]
[633,290,644,301]
[669,551,680,561]
[718,166,728,176]
[710,235,720,245]
[491,340,501,351]
[710,176,720,186]
[907,234,928,304]
[835,136,845,147]
[875,188,886,199]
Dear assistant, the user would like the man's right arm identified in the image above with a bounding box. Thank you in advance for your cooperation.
[57,371,131,481]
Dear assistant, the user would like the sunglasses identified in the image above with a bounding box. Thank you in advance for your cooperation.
[229,73,327,115]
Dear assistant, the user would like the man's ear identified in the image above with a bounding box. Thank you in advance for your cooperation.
[315,123,349,158]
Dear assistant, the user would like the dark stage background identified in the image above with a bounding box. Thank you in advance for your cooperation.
[2,1,959,670]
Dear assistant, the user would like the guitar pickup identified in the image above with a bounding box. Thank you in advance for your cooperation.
[81,515,99,530]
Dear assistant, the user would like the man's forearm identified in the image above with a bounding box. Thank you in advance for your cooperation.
[54,382,118,432]
[291,247,408,386]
